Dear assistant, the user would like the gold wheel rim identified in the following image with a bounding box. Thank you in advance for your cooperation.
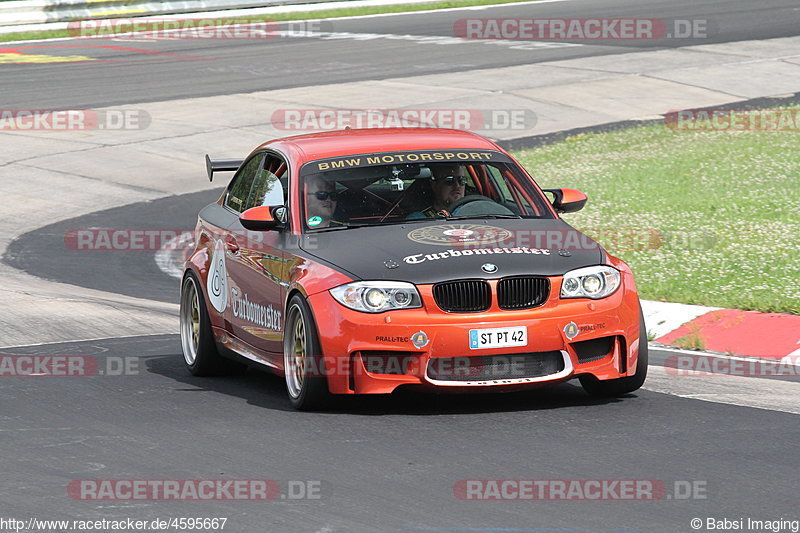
[293,318,305,388]
[285,305,307,399]
[190,291,200,350]
[181,278,201,366]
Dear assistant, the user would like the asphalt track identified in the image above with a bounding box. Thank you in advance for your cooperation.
[3,189,221,303]
[1,0,799,108]
[1,334,798,532]
[2,0,800,531]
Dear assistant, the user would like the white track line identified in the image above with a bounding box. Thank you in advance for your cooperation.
[2,0,580,43]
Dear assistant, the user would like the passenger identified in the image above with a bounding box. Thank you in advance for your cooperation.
[305,175,345,228]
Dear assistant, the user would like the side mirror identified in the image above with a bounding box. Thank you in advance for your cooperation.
[239,205,286,231]
[543,188,588,214]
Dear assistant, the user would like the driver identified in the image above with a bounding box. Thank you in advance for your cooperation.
[407,163,468,218]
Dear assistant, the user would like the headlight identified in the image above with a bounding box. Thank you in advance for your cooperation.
[560,266,621,299]
[330,281,422,313]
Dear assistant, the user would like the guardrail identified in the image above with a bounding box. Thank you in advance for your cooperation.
[0,0,348,26]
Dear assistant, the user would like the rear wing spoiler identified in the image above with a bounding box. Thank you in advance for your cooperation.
[205,154,243,182]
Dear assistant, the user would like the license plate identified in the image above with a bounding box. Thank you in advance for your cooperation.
[469,326,528,350]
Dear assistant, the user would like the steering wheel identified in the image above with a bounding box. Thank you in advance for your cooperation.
[447,194,515,216]
[447,195,492,212]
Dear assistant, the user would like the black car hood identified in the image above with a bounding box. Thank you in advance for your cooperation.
[299,219,604,284]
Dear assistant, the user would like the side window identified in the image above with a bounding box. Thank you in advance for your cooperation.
[246,169,283,209]
[245,154,288,209]
[225,154,265,212]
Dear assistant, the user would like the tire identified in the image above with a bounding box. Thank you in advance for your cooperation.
[180,271,233,376]
[283,294,332,410]
[579,306,648,397]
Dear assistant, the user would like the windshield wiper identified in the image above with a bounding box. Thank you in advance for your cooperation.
[443,214,522,220]
[311,214,521,232]
[312,219,432,232]
[312,224,369,232]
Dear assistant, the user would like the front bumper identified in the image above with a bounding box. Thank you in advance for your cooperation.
[307,276,642,395]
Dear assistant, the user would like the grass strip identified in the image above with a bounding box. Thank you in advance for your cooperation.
[513,108,800,314]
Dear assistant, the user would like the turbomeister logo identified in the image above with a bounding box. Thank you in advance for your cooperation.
[207,240,228,312]
[407,224,513,246]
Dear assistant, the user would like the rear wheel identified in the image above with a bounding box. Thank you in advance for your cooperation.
[180,272,233,376]
[579,306,648,397]
[283,294,331,410]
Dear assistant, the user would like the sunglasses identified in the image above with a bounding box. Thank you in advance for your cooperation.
[434,175,468,186]
[307,190,338,201]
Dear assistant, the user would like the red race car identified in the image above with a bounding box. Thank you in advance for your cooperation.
[180,128,647,409]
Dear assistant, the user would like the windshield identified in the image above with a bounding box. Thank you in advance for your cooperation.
[299,150,554,230]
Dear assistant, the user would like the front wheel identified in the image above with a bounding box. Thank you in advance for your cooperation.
[579,307,648,397]
[283,294,332,410]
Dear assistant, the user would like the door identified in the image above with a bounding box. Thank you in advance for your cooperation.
[223,151,290,356]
